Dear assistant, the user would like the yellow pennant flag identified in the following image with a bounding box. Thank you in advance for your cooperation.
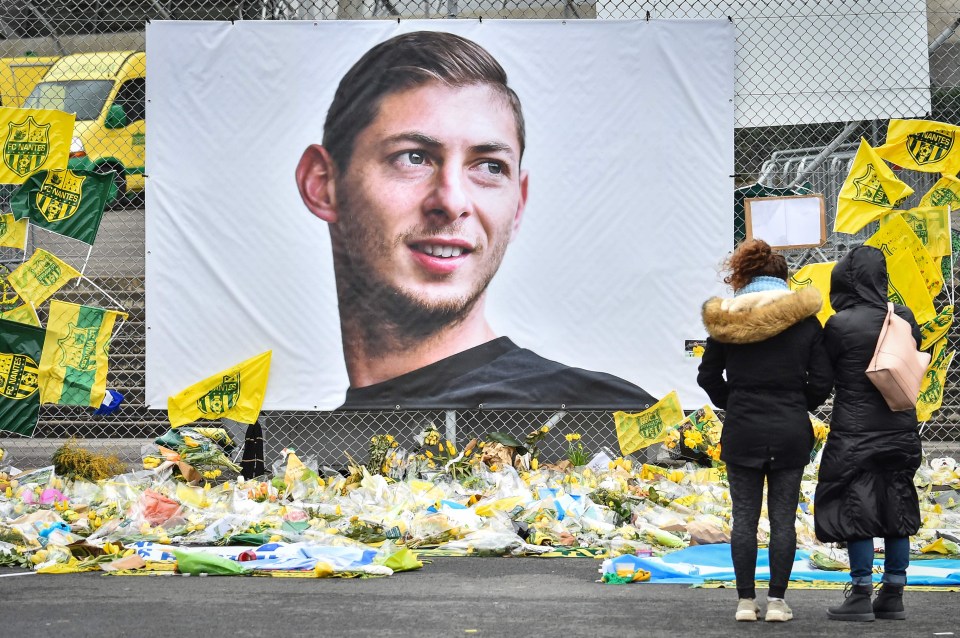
[917,338,954,421]
[836,139,914,234]
[789,261,837,326]
[874,119,960,174]
[0,302,40,327]
[871,215,943,298]
[921,305,954,351]
[613,390,684,455]
[918,174,960,209]
[0,107,74,184]
[168,351,272,428]
[38,300,127,407]
[7,248,81,309]
[0,213,27,249]
[894,206,952,258]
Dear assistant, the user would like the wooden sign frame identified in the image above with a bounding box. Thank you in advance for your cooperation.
[744,194,826,250]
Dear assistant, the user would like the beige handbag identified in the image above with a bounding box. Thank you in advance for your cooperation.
[866,303,931,411]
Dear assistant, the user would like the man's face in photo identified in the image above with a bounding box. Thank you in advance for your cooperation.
[332,81,528,322]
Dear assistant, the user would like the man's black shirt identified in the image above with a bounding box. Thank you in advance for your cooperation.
[340,337,656,410]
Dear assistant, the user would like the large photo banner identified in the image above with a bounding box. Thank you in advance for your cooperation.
[145,19,734,411]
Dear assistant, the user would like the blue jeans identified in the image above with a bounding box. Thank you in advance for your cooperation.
[847,537,909,586]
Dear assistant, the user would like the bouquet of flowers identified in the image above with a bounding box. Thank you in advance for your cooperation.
[665,406,723,467]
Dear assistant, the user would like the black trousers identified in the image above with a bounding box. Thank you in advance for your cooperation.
[725,462,804,599]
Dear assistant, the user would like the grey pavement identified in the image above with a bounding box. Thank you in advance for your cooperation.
[1,557,958,638]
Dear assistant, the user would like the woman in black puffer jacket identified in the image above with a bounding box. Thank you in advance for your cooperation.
[698,239,833,623]
[815,245,923,622]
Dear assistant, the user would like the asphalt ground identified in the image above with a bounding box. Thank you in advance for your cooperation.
[1,557,958,638]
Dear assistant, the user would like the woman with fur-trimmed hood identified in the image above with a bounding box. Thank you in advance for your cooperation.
[698,239,833,623]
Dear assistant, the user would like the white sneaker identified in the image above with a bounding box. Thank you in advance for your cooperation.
[736,598,760,622]
[765,598,793,622]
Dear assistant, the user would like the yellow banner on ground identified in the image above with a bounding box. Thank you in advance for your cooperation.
[875,119,960,174]
[613,390,684,455]
[870,215,943,298]
[836,139,914,234]
[38,301,127,407]
[0,107,74,184]
[893,206,952,258]
[168,351,272,428]
[918,174,960,209]
[917,338,954,421]
[7,248,81,309]
[921,305,954,351]
[0,213,27,249]
[789,262,836,326]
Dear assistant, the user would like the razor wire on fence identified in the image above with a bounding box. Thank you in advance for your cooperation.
[0,0,959,473]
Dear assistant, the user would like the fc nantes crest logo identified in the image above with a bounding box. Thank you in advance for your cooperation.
[29,254,62,287]
[635,411,665,441]
[929,187,960,207]
[852,164,890,206]
[197,373,240,415]
[4,116,50,177]
[37,170,84,223]
[57,323,100,372]
[907,130,954,166]
[0,352,39,400]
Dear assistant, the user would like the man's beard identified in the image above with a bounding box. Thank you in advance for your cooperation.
[331,195,508,351]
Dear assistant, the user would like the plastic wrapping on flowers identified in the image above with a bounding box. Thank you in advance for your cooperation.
[0,422,959,575]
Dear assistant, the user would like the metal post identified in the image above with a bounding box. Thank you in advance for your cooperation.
[446,0,457,18]
[444,410,457,448]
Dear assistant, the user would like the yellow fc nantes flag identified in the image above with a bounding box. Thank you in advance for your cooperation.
[864,224,936,324]
[38,301,127,407]
[921,305,953,351]
[0,107,74,184]
[167,351,272,428]
[875,119,960,174]
[916,338,954,421]
[0,303,40,327]
[918,174,960,209]
[7,248,81,309]
[894,206,952,258]
[789,261,836,325]
[613,390,684,455]
[836,139,914,234]
[0,213,27,249]
[871,215,943,298]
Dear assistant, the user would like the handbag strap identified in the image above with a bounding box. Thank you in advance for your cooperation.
[869,302,895,371]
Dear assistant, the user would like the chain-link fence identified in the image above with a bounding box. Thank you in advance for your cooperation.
[1,1,959,472]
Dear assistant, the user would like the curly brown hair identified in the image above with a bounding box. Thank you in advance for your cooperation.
[724,239,788,291]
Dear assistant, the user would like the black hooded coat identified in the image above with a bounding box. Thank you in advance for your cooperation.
[814,246,923,542]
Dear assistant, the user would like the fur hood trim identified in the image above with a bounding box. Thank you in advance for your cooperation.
[702,286,822,344]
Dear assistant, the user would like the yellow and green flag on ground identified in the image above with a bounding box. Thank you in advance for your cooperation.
[168,350,272,428]
[894,206,952,258]
[0,213,27,249]
[918,174,960,209]
[789,261,837,325]
[11,169,114,244]
[0,317,44,435]
[921,305,954,351]
[7,248,81,309]
[836,139,914,234]
[875,119,960,174]
[870,215,943,298]
[614,390,684,456]
[917,338,954,421]
[38,300,127,407]
[0,107,74,184]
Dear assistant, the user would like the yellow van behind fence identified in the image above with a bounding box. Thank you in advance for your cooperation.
[23,50,145,202]
[0,55,59,107]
